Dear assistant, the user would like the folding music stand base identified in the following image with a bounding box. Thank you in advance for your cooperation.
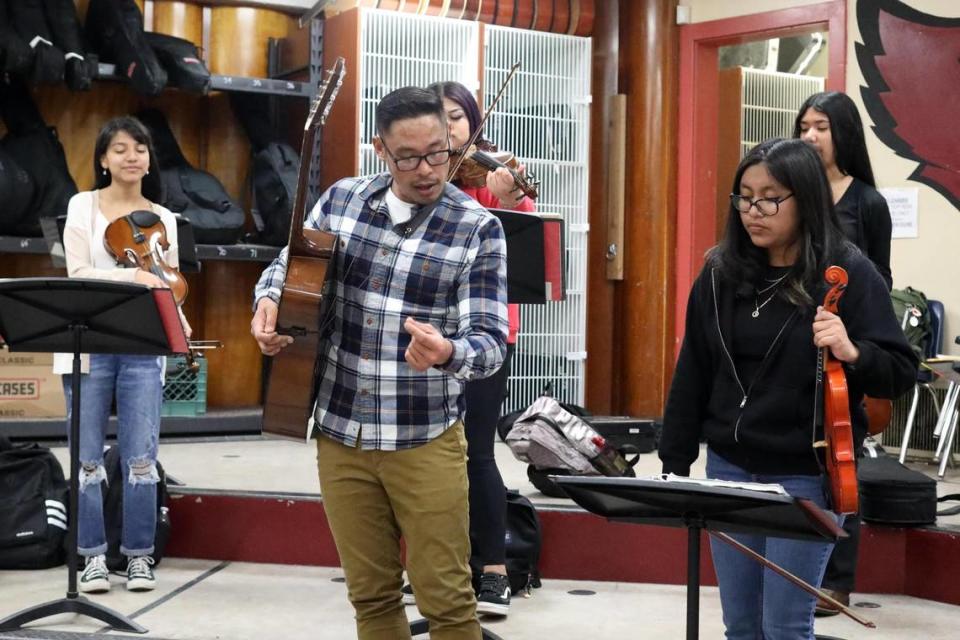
[0,595,146,633]
[410,618,505,639]
[0,325,146,634]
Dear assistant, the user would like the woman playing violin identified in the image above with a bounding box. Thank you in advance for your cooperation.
[53,116,188,595]
[659,138,915,639]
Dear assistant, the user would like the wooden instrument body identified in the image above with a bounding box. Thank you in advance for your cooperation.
[819,265,859,515]
[264,231,338,439]
[104,212,189,305]
[262,58,346,440]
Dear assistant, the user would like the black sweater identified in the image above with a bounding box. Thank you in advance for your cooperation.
[659,249,917,477]
[836,178,893,290]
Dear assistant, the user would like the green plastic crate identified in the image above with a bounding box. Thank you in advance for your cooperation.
[162,355,207,417]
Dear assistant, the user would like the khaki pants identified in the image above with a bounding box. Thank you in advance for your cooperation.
[316,422,480,640]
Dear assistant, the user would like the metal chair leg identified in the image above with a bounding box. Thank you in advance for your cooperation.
[937,409,959,478]
[934,382,959,462]
[900,385,921,463]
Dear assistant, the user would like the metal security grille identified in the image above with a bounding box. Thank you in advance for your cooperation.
[357,10,479,175]
[484,27,592,411]
[739,68,823,157]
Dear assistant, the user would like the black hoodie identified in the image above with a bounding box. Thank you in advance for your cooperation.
[659,249,917,477]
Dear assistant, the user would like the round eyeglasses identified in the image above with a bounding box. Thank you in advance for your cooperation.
[730,193,794,217]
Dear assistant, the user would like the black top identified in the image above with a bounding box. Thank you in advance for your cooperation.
[835,178,893,290]
[659,250,918,477]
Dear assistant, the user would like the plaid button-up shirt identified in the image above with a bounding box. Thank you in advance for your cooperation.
[255,173,508,450]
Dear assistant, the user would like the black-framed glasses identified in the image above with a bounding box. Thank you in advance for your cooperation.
[730,193,794,217]
[380,139,451,171]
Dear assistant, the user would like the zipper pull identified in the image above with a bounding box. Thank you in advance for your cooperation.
[740,395,748,409]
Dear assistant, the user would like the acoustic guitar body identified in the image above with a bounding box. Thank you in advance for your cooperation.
[262,232,338,440]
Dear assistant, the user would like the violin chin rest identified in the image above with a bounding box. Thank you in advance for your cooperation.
[129,210,162,227]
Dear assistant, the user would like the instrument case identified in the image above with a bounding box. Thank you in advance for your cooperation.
[587,416,661,454]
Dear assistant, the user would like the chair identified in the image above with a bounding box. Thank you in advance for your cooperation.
[933,336,960,477]
[897,300,944,464]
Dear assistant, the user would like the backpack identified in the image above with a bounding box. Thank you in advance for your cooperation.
[470,489,542,596]
[0,436,68,569]
[504,395,638,498]
[101,445,171,571]
[250,142,300,246]
[0,0,35,76]
[144,32,210,95]
[7,0,65,85]
[85,0,167,96]
[0,145,36,234]
[890,286,931,359]
[43,0,97,91]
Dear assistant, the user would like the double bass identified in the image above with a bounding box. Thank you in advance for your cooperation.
[261,58,346,440]
[814,265,859,515]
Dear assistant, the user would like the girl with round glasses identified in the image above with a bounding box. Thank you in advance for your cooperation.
[660,138,916,639]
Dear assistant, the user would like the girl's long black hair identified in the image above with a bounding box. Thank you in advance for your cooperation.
[793,91,876,187]
[92,116,163,203]
[710,138,850,306]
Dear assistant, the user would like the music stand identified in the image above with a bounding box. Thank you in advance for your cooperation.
[554,476,846,640]
[0,277,188,634]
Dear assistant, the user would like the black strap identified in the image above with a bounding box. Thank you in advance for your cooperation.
[936,493,960,517]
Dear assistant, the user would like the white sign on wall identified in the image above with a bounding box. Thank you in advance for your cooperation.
[879,187,919,239]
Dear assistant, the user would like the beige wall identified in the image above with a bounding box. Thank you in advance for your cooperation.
[685,0,960,353]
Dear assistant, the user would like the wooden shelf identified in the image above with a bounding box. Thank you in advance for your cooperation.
[95,63,314,98]
[0,235,281,263]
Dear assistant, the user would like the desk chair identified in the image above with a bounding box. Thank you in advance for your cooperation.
[933,336,960,478]
[898,300,944,464]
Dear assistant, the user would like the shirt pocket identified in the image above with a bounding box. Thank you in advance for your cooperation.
[404,254,462,316]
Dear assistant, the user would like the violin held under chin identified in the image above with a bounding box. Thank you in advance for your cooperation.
[449,143,540,200]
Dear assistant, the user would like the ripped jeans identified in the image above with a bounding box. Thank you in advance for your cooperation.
[63,354,163,558]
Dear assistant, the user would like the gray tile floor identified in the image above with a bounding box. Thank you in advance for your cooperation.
[1,436,957,639]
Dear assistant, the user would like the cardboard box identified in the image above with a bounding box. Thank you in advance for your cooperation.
[0,350,66,419]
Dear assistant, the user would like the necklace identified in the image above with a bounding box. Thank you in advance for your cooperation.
[756,273,789,296]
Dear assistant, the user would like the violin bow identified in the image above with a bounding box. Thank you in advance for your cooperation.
[710,531,876,628]
[447,61,521,181]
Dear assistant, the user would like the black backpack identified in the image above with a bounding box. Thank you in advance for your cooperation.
[101,445,171,571]
[0,145,36,235]
[145,32,210,95]
[43,0,97,91]
[470,489,542,596]
[251,142,299,246]
[85,0,167,96]
[137,108,245,244]
[0,436,68,569]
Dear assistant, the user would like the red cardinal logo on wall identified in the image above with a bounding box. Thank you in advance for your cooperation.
[857,0,960,210]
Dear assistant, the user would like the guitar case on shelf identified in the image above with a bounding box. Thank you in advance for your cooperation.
[145,32,210,95]
[85,0,167,96]
[0,77,78,236]
[7,0,65,85]
[42,0,96,91]
[137,108,245,245]
[0,0,35,75]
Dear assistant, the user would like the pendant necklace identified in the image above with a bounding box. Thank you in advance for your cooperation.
[752,273,789,318]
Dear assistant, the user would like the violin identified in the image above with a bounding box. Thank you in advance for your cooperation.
[104,210,188,306]
[814,266,859,515]
[104,210,206,373]
[449,143,540,200]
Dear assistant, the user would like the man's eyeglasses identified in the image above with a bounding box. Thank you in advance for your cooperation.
[380,139,451,172]
[730,193,794,217]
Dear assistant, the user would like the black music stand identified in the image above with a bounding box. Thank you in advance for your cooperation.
[409,618,504,639]
[0,278,188,634]
[554,476,846,640]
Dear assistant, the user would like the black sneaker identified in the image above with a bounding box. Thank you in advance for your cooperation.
[126,555,157,592]
[476,572,511,616]
[79,554,110,593]
[400,582,416,605]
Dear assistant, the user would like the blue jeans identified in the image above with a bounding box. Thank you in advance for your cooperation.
[706,448,839,640]
[63,354,163,558]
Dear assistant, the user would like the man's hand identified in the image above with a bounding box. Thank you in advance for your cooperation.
[404,317,453,371]
[813,305,860,364]
[251,298,293,356]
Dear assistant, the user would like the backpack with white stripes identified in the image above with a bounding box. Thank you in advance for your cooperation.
[0,436,68,569]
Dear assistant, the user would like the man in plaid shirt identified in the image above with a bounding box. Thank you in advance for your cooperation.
[251,86,507,640]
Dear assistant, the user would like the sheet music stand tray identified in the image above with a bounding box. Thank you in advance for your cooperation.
[554,476,846,640]
[0,277,188,634]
